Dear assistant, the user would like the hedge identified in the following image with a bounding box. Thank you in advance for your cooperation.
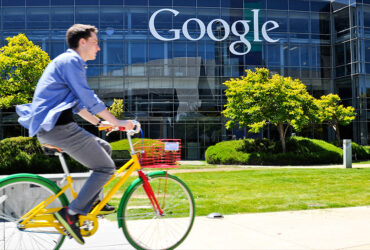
[205,136,359,165]
[0,137,164,174]
[0,137,86,175]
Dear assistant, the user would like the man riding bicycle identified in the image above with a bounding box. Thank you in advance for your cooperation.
[16,24,133,244]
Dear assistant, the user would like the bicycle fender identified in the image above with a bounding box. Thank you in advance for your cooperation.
[0,173,69,206]
[117,170,167,228]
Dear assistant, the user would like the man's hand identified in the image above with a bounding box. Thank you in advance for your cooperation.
[118,120,135,131]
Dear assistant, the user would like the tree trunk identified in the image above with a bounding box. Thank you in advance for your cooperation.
[334,123,340,146]
[278,123,286,153]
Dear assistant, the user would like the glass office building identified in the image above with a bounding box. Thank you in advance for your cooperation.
[0,0,369,159]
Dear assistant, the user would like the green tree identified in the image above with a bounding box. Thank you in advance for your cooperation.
[223,68,316,153]
[108,98,124,119]
[316,94,356,145]
[0,34,50,108]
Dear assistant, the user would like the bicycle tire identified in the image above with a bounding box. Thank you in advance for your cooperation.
[0,174,69,250]
[118,172,195,250]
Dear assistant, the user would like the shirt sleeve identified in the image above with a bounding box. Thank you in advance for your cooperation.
[62,58,106,115]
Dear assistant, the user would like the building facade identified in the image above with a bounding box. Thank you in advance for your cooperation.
[0,0,368,159]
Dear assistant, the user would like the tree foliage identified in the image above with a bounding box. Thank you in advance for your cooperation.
[223,68,316,153]
[0,34,50,108]
[316,94,356,145]
[108,98,124,119]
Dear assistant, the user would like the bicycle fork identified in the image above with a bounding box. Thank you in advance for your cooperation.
[137,170,164,216]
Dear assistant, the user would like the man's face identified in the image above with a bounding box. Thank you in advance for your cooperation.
[80,32,100,61]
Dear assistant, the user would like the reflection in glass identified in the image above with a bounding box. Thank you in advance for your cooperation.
[149,0,171,6]
[221,0,243,8]
[3,0,24,6]
[197,0,220,7]
[173,0,196,6]
[174,78,201,121]
[267,0,288,10]
[197,8,220,25]
[289,0,309,11]
[102,65,124,77]
[102,40,124,65]
[100,0,123,5]
[311,13,330,34]
[3,8,25,29]
[51,7,74,29]
[26,8,49,29]
[125,0,148,5]
[266,10,288,32]
[289,12,309,33]
[365,40,370,62]
[127,41,147,64]
[101,7,124,29]
[75,0,99,5]
[334,8,350,33]
[26,0,49,6]
[310,0,330,12]
[50,41,66,59]
[76,7,99,27]
[99,77,123,89]
[125,65,146,76]
[127,7,148,29]
[335,43,345,66]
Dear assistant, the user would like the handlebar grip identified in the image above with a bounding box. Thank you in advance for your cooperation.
[127,121,141,136]
[98,121,141,136]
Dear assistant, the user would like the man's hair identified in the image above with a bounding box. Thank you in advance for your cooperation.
[66,24,98,49]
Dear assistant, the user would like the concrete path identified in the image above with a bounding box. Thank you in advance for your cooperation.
[61,206,370,250]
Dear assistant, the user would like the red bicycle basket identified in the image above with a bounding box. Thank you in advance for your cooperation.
[133,139,181,168]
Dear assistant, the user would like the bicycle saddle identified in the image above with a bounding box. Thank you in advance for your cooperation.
[42,144,63,155]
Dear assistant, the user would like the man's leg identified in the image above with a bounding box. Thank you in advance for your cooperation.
[37,123,115,215]
[60,130,115,215]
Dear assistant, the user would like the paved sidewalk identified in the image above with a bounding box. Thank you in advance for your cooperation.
[61,206,370,250]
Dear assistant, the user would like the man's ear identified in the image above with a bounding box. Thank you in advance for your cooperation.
[78,38,86,48]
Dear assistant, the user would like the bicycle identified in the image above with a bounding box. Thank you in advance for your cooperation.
[0,121,195,250]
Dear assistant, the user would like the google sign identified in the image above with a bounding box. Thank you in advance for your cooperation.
[149,8,280,56]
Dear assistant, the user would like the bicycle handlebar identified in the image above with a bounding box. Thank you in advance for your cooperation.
[98,121,141,136]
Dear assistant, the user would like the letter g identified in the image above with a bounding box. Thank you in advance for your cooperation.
[149,9,180,41]
[230,20,251,55]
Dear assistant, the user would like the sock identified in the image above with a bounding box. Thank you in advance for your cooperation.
[68,208,78,215]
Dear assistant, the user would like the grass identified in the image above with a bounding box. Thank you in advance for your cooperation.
[354,160,370,164]
[103,167,370,220]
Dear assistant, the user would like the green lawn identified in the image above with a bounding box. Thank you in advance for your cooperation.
[354,160,370,164]
[104,167,370,219]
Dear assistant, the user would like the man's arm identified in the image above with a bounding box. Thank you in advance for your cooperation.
[77,108,101,125]
[78,108,134,129]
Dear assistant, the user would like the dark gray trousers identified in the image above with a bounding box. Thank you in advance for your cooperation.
[37,122,115,215]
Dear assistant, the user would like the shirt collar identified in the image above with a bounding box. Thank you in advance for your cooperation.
[66,48,88,69]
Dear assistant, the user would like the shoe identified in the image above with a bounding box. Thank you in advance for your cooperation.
[90,200,116,215]
[54,207,85,245]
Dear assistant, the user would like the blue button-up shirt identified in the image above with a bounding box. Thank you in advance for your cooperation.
[16,49,106,137]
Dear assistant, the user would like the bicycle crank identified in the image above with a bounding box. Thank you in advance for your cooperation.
[79,214,98,237]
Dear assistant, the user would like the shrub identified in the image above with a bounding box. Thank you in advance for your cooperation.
[0,137,86,175]
[352,142,370,161]
[205,136,343,165]
[0,136,169,174]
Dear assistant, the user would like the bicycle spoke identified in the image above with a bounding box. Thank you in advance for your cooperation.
[0,180,65,250]
[121,174,194,250]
